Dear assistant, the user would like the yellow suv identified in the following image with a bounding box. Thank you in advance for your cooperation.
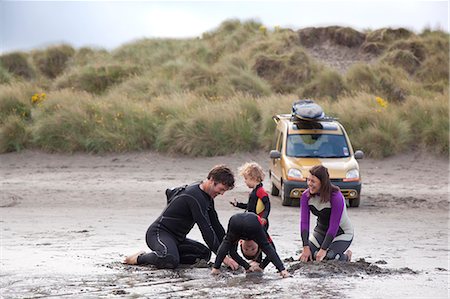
[269,102,364,207]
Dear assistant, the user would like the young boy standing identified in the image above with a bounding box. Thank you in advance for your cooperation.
[230,162,271,229]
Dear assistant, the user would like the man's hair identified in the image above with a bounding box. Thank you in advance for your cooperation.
[240,242,261,260]
[238,162,265,182]
[207,164,235,189]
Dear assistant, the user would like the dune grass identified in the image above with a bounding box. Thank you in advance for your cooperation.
[0,20,448,157]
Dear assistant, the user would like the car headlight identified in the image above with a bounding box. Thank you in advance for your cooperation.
[344,169,360,182]
[287,168,305,181]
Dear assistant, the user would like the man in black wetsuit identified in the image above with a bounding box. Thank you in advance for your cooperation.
[124,165,239,270]
[211,212,290,278]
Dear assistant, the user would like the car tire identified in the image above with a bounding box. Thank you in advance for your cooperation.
[349,196,360,207]
[281,182,293,206]
[271,182,280,196]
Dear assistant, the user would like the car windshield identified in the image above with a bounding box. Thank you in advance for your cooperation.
[286,134,350,158]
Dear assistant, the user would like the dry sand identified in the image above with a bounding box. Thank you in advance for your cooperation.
[1,150,448,298]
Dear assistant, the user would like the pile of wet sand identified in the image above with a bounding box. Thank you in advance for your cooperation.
[284,257,418,277]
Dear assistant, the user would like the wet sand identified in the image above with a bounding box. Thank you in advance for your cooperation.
[1,150,448,298]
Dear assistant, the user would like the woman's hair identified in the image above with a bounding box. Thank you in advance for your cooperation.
[238,162,265,182]
[208,164,235,189]
[309,165,339,203]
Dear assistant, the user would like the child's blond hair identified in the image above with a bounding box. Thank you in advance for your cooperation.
[238,162,265,182]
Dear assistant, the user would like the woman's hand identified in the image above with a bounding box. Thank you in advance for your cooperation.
[299,246,312,262]
[280,270,291,278]
[315,249,327,262]
[211,268,220,275]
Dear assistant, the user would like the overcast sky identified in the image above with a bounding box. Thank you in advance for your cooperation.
[1,0,448,54]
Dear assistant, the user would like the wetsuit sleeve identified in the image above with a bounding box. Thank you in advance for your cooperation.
[256,187,271,220]
[260,241,276,269]
[229,242,250,270]
[208,203,226,242]
[236,202,248,209]
[186,195,221,253]
[255,227,285,272]
[300,191,310,246]
[321,191,345,250]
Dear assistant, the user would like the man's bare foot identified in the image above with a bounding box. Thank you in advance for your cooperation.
[345,250,352,262]
[123,251,145,265]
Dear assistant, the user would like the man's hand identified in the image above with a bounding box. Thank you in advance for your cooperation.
[223,256,239,270]
[279,270,290,278]
[211,268,221,275]
[299,246,312,262]
[315,248,327,262]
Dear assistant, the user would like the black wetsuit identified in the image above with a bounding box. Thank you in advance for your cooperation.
[137,183,225,269]
[235,183,271,230]
[213,212,285,272]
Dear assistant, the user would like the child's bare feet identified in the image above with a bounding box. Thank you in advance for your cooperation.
[345,250,352,262]
[123,251,145,265]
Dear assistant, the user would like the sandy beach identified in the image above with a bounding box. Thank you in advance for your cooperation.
[1,150,448,298]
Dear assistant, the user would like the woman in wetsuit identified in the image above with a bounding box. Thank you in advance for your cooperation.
[299,165,353,262]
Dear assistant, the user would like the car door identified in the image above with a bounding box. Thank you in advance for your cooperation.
[270,128,283,187]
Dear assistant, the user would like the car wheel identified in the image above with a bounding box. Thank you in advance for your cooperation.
[349,196,360,207]
[271,182,279,196]
[281,182,292,206]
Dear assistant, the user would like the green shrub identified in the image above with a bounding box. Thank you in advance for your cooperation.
[0,52,35,79]
[345,64,376,90]
[365,28,414,43]
[83,100,157,153]
[0,114,31,152]
[301,69,346,100]
[32,91,157,153]
[346,63,410,102]
[69,47,112,67]
[298,26,365,48]
[325,93,411,157]
[381,49,421,74]
[113,38,193,67]
[177,62,220,96]
[400,94,449,155]
[360,42,386,55]
[252,50,317,93]
[156,98,262,156]
[55,64,140,94]
[32,44,76,78]
[108,73,181,101]
[0,65,12,83]
[216,63,272,97]
[357,114,411,158]
[415,52,449,91]
[388,39,426,61]
[203,19,263,59]
[333,27,366,47]
[0,83,35,124]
